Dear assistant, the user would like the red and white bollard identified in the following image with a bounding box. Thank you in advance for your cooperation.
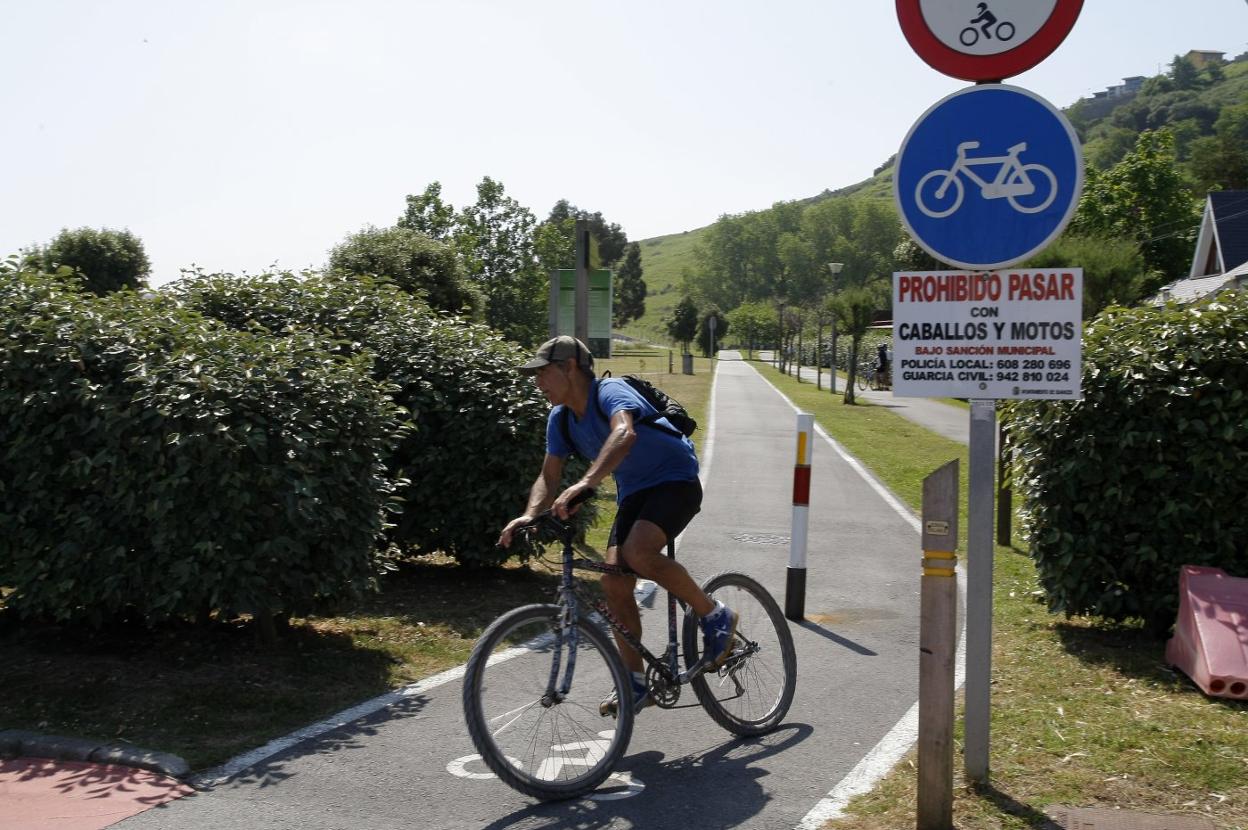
[786,413,813,621]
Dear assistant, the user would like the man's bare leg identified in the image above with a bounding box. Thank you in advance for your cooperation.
[602,519,716,675]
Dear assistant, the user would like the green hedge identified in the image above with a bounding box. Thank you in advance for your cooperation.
[1006,291,1248,629]
[169,271,593,565]
[0,267,400,625]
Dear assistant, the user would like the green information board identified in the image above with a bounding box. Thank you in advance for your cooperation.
[554,269,613,358]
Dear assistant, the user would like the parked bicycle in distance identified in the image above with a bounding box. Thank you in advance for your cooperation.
[462,494,798,801]
[857,366,892,392]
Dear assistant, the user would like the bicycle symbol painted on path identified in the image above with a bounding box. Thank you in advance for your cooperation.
[914,140,1058,219]
[960,2,1015,47]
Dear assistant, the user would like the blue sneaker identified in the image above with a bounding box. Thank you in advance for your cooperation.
[599,674,652,718]
[700,601,740,669]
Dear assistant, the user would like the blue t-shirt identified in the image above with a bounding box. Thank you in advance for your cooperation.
[546,378,699,501]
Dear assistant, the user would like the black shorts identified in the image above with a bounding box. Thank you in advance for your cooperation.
[607,479,702,550]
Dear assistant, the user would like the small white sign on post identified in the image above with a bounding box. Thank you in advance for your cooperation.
[892,269,1083,400]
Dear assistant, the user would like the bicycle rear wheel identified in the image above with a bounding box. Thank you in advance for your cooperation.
[462,603,634,800]
[682,572,797,736]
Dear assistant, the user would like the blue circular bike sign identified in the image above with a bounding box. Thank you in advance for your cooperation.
[894,84,1083,270]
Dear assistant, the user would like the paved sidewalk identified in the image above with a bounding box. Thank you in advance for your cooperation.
[0,758,193,830]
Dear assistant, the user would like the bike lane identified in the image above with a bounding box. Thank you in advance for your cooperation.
[116,352,932,830]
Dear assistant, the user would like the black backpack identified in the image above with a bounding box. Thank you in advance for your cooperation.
[559,373,697,458]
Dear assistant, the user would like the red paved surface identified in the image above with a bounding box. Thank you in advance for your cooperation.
[0,758,194,830]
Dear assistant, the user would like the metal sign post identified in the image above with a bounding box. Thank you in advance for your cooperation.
[892,269,1082,783]
[963,400,996,782]
[894,0,1086,794]
[574,219,589,346]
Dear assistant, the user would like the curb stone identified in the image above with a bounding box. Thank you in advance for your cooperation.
[0,729,190,778]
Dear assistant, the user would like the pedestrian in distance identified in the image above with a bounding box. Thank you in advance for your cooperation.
[498,335,738,716]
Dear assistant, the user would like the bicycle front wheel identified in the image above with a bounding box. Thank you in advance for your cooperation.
[856,371,869,392]
[462,604,634,801]
[683,572,797,736]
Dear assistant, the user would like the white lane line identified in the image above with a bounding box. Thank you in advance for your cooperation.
[191,665,469,787]
[196,355,724,788]
[741,362,969,829]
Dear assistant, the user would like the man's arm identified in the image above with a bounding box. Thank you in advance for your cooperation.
[525,453,566,515]
[499,453,566,547]
[552,409,636,518]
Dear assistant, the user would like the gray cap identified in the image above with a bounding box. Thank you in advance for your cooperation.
[519,335,594,374]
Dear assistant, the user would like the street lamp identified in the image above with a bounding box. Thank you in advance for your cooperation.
[827,263,844,394]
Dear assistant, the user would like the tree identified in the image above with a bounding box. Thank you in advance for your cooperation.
[834,282,887,404]
[688,203,803,311]
[1188,102,1248,192]
[456,177,546,346]
[1023,233,1149,317]
[1084,126,1139,170]
[397,182,456,241]
[538,200,629,268]
[799,198,902,289]
[1168,54,1201,91]
[35,227,150,295]
[725,301,777,359]
[892,231,947,271]
[613,242,646,327]
[696,307,728,358]
[328,226,481,317]
[666,296,699,353]
[1070,130,1199,292]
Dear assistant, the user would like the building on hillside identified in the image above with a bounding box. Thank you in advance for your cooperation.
[1106,76,1146,98]
[1184,50,1226,69]
[1151,191,1248,304]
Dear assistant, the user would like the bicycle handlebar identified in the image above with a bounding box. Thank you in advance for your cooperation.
[517,487,597,537]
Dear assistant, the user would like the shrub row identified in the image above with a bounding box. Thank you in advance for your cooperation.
[0,267,400,625]
[1006,291,1248,630]
[168,271,593,565]
[2,264,590,626]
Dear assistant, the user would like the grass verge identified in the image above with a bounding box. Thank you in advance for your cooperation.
[0,346,715,771]
[758,360,1248,830]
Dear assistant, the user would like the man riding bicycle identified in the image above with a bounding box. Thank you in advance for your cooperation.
[875,342,891,388]
[498,336,737,716]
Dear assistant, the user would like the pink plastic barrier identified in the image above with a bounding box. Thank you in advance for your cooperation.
[1165,565,1248,699]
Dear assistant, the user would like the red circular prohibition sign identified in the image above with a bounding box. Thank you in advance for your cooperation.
[896,0,1084,82]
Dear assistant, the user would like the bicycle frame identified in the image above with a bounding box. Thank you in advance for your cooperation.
[940,141,1034,199]
[536,515,710,706]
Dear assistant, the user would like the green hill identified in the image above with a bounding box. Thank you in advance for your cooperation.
[623,51,1247,344]
[622,168,896,344]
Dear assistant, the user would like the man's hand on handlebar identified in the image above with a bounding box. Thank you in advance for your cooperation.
[551,481,594,520]
[498,486,595,548]
[497,515,536,549]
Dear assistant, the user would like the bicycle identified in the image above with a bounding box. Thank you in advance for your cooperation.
[856,367,891,392]
[462,496,797,801]
[914,140,1058,219]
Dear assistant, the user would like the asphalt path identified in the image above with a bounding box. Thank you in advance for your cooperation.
[757,352,969,445]
[118,352,931,830]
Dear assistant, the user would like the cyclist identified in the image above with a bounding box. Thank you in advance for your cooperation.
[875,342,891,388]
[498,335,738,716]
[970,2,997,39]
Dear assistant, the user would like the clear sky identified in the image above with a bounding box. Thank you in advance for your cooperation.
[2,1,1245,286]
